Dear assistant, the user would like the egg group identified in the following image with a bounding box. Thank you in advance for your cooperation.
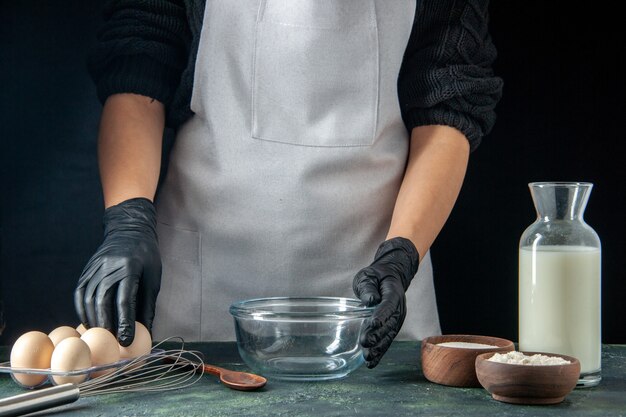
[10,322,153,388]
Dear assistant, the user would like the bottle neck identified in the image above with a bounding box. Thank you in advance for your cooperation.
[530,182,593,222]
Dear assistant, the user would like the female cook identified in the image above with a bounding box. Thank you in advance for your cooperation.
[75,0,502,368]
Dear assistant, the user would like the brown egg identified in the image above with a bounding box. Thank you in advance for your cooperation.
[50,337,92,385]
[76,323,87,335]
[48,326,81,347]
[80,328,120,377]
[119,322,152,360]
[10,331,55,387]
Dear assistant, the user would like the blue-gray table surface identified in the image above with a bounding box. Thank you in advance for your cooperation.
[1,342,624,417]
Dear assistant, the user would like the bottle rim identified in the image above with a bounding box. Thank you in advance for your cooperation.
[529,181,593,188]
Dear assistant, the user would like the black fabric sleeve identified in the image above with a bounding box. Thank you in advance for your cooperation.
[88,0,191,109]
[398,0,503,151]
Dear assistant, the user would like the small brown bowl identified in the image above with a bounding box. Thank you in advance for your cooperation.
[421,335,514,387]
[475,351,580,405]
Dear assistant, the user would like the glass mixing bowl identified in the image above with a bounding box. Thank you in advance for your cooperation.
[229,297,374,381]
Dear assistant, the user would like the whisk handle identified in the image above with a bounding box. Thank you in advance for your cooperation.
[0,383,80,417]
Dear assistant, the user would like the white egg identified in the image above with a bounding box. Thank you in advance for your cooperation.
[119,322,152,360]
[10,331,55,387]
[48,326,81,347]
[50,337,92,385]
[81,328,121,377]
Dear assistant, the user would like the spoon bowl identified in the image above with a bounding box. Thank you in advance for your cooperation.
[203,364,267,391]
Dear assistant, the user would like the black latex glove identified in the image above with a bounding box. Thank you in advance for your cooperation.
[75,197,161,346]
[353,237,419,368]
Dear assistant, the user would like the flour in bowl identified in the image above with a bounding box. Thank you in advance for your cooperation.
[488,351,571,365]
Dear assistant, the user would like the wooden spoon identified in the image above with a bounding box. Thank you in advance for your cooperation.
[202,364,267,391]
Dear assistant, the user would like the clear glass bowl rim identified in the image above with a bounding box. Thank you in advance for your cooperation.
[229,296,374,320]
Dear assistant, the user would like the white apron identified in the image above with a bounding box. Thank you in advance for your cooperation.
[153,0,441,341]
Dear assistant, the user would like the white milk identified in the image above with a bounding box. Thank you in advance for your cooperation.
[519,245,601,374]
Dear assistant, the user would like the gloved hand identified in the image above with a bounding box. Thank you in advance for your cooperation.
[353,237,419,368]
[74,197,161,346]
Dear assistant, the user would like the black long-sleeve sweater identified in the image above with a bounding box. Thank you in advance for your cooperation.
[89,0,503,150]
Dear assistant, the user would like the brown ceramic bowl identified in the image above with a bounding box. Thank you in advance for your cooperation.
[475,351,580,405]
[421,335,514,387]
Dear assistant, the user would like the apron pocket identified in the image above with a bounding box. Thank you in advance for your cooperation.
[252,0,379,147]
[154,223,202,340]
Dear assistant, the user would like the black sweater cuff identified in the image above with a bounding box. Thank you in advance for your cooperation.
[403,107,483,151]
[91,54,180,107]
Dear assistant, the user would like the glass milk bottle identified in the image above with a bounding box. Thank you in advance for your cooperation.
[519,182,601,387]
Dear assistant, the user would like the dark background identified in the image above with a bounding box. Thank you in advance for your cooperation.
[0,1,623,345]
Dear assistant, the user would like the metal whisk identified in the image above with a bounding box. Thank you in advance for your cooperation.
[0,338,205,417]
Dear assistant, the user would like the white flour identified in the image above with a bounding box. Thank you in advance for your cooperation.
[488,351,571,365]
